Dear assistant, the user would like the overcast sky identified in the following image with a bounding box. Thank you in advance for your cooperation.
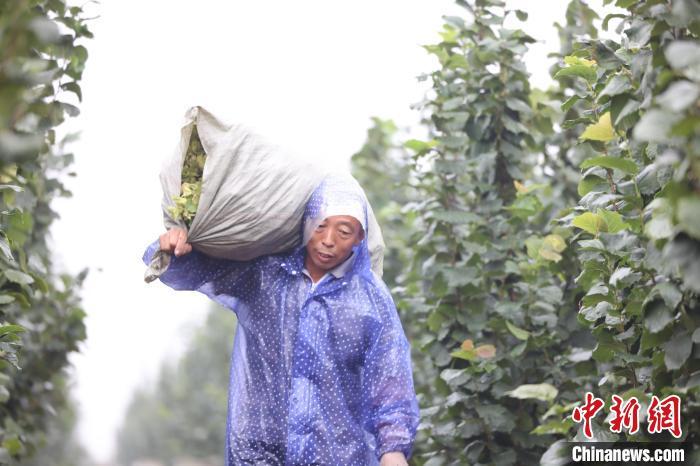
[47,1,605,462]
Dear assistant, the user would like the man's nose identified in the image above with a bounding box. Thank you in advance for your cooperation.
[321,228,335,247]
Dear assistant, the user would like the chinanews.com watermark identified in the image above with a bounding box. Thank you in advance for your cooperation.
[568,442,688,465]
[547,391,695,465]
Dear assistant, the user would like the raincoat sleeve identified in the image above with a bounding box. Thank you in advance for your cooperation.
[141,239,256,304]
[361,300,420,461]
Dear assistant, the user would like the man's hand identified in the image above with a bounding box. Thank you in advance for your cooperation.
[380,451,408,466]
[159,228,192,257]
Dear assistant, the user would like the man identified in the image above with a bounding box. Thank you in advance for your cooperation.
[143,174,419,465]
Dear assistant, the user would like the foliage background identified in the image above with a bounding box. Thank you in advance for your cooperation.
[3,0,699,465]
[116,305,236,466]
[0,0,91,463]
[116,2,699,465]
[393,0,700,464]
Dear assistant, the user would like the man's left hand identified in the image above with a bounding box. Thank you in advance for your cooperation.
[380,451,408,466]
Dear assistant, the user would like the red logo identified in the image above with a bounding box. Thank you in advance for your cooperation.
[609,395,640,435]
[647,394,682,438]
[571,392,605,439]
[571,393,683,438]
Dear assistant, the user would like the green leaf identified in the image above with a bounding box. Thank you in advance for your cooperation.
[505,97,533,115]
[611,95,640,126]
[650,282,683,310]
[578,239,606,250]
[572,212,606,235]
[644,299,674,333]
[475,404,514,432]
[598,209,630,233]
[0,295,15,304]
[578,175,607,196]
[0,236,14,262]
[567,348,593,362]
[0,324,25,335]
[602,13,626,31]
[403,139,437,154]
[60,81,83,101]
[505,320,530,340]
[592,334,626,362]
[554,65,597,84]
[540,440,570,466]
[440,368,468,385]
[564,56,597,67]
[451,349,476,361]
[657,81,700,112]
[510,341,527,357]
[525,236,543,259]
[664,40,700,71]
[580,155,638,174]
[664,330,692,370]
[609,267,641,287]
[1,437,22,456]
[0,385,9,403]
[532,418,575,436]
[580,302,611,321]
[514,9,528,21]
[4,269,34,285]
[562,95,581,112]
[599,74,632,99]
[668,0,700,27]
[506,383,558,402]
[616,0,638,7]
[677,196,700,239]
[427,311,444,332]
[442,97,463,111]
[580,112,616,142]
[506,195,542,219]
[645,212,674,240]
[543,234,566,252]
[633,109,682,143]
[432,210,480,224]
[538,248,562,262]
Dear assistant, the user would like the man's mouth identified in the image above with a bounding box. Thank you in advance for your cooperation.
[317,250,334,262]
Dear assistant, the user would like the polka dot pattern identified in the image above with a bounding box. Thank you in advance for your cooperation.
[142,174,419,465]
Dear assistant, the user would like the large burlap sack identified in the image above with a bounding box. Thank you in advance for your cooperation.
[145,106,385,282]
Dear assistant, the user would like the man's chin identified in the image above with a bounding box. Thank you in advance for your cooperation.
[313,258,338,271]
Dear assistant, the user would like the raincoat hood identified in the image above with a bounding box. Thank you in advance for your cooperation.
[300,172,374,278]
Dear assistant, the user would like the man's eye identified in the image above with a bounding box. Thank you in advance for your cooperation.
[340,230,351,235]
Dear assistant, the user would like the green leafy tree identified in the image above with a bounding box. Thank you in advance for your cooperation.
[398,1,591,463]
[542,0,700,460]
[116,306,237,466]
[350,117,443,462]
[23,394,91,466]
[0,0,92,462]
[397,0,699,464]
[351,117,417,288]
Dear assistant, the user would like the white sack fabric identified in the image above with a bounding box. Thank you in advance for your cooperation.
[145,106,385,282]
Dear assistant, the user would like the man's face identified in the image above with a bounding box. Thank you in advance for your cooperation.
[305,215,365,272]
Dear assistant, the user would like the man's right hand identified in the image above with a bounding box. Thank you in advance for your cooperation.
[159,228,192,257]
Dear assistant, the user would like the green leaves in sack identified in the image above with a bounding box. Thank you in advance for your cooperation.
[168,125,207,226]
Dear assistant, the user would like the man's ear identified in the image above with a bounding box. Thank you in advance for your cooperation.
[355,227,365,245]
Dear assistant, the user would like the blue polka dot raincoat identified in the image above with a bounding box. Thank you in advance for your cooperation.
[142,174,419,465]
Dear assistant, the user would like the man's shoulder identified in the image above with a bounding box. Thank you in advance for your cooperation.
[255,247,302,271]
